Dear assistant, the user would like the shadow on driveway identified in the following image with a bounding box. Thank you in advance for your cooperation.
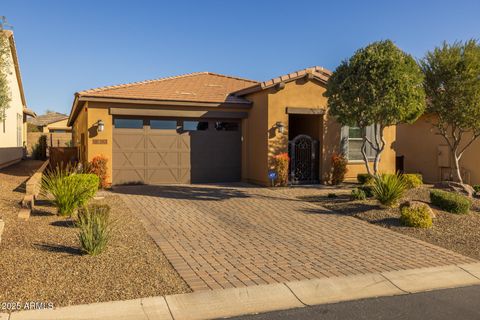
[112,184,252,201]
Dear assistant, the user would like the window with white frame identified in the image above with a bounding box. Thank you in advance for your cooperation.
[341,124,377,162]
[347,126,363,160]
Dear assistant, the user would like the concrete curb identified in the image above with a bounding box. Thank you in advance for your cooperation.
[4,263,480,320]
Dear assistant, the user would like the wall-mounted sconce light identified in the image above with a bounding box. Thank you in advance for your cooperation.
[275,121,285,134]
[96,120,105,133]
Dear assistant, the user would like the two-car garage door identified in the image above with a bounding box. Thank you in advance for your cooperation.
[112,117,241,185]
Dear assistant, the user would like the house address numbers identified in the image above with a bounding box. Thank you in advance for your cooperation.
[92,139,108,145]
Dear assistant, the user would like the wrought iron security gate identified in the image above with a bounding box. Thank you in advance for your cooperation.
[289,134,318,184]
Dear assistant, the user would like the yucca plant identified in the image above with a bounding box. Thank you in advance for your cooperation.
[371,173,408,207]
[76,204,112,256]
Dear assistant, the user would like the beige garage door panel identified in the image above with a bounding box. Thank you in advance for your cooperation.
[113,119,241,185]
[113,129,147,184]
[146,131,190,184]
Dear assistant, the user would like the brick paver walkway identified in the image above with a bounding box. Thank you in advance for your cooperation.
[115,184,475,291]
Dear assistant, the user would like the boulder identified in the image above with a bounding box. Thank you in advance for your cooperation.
[400,201,436,219]
[433,181,475,198]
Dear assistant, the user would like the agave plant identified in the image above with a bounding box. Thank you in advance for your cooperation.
[371,173,408,207]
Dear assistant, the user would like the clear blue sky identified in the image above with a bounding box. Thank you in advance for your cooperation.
[3,0,480,115]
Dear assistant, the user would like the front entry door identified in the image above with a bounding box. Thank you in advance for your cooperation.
[289,134,318,184]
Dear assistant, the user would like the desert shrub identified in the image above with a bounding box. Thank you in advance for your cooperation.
[87,155,109,188]
[359,185,374,198]
[41,168,99,217]
[67,174,99,207]
[400,205,432,228]
[371,173,408,207]
[357,173,374,185]
[32,135,48,160]
[430,189,472,214]
[41,166,77,216]
[403,174,423,189]
[351,188,367,200]
[331,153,348,185]
[76,204,112,256]
[273,153,289,186]
[473,185,480,193]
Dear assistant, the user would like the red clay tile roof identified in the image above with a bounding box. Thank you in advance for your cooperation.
[233,66,332,96]
[77,72,258,104]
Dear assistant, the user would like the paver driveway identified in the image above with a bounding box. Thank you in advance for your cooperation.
[115,184,475,291]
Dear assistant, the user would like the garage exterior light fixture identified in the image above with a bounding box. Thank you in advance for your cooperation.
[275,121,285,134]
[96,120,105,133]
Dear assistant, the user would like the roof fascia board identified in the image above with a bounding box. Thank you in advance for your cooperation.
[110,107,248,119]
[78,96,252,108]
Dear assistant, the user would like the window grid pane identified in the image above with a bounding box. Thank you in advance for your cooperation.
[183,121,209,131]
[114,119,143,129]
[150,120,177,130]
[348,140,364,160]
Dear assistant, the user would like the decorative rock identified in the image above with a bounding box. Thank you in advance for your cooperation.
[434,181,475,198]
[0,219,4,244]
[400,201,436,219]
[21,194,34,209]
[18,208,31,221]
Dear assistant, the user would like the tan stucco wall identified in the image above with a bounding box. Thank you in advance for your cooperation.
[242,91,269,185]
[72,102,89,163]
[86,103,113,183]
[0,35,24,150]
[396,115,480,185]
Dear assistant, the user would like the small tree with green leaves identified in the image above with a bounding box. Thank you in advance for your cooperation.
[0,18,12,122]
[421,40,480,185]
[325,40,426,175]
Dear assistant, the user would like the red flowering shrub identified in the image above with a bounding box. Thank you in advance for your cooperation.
[331,153,348,185]
[273,153,290,186]
[88,155,109,189]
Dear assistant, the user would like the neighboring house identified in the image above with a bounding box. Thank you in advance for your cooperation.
[0,30,35,169]
[28,111,70,133]
[396,115,480,185]
[68,67,396,186]
[26,111,72,154]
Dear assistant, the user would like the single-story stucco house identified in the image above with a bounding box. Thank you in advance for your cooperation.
[67,67,396,186]
[396,115,480,185]
[28,111,71,133]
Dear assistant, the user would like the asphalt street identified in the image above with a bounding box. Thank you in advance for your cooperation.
[227,285,480,320]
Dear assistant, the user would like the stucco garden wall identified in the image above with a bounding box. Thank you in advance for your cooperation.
[397,114,480,185]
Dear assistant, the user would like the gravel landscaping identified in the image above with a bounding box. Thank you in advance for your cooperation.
[0,161,190,308]
[298,186,480,260]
